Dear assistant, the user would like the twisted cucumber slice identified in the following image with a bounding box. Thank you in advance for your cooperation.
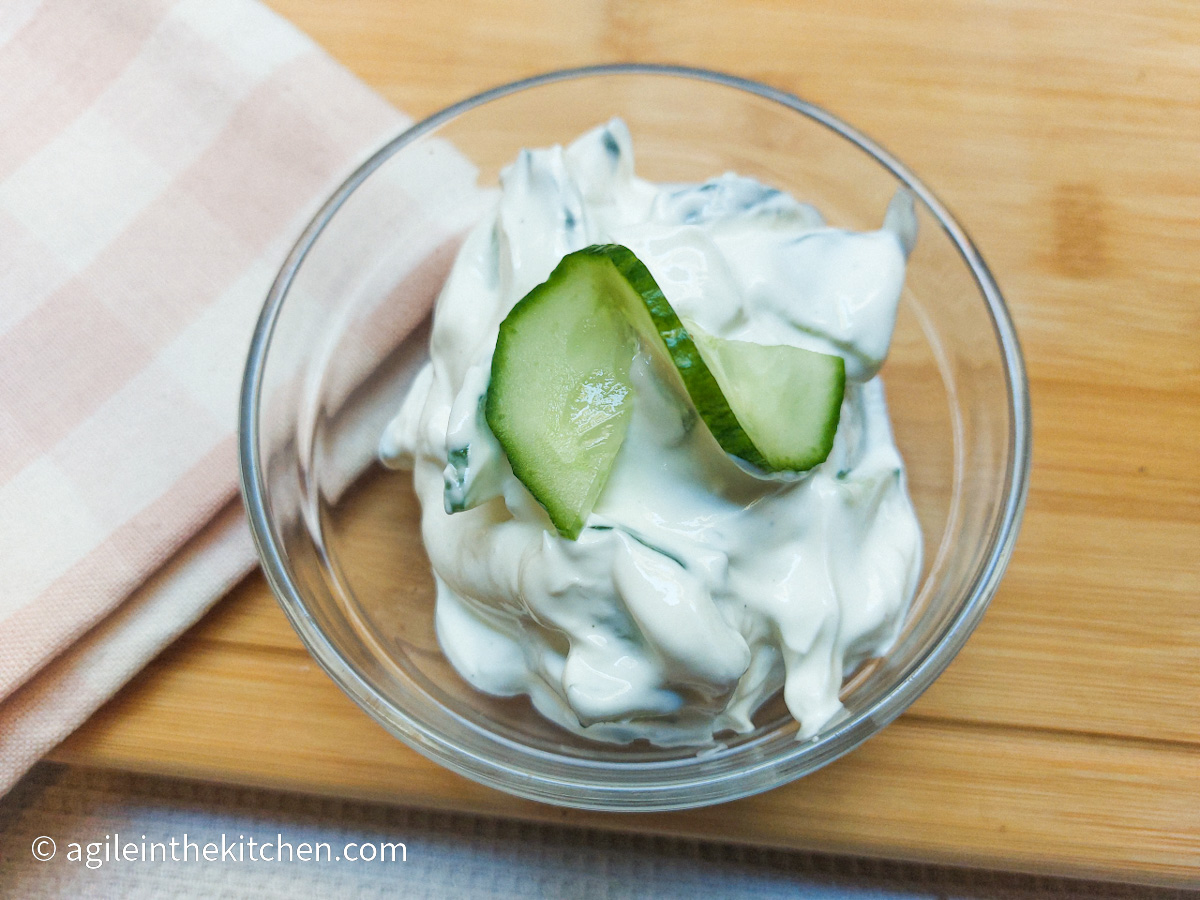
[485,245,844,538]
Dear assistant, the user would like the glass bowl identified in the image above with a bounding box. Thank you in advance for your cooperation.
[239,64,1030,811]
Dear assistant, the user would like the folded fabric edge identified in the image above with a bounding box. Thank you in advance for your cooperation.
[0,443,240,705]
[0,501,257,797]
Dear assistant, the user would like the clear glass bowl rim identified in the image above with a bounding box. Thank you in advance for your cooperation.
[238,63,1032,811]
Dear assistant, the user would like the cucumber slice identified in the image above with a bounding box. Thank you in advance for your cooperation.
[691,329,845,471]
[485,244,845,538]
[485,250,638,538]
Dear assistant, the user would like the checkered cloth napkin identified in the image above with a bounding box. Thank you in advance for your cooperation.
[0,0,427,793]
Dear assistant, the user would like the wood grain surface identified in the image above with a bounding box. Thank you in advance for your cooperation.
[51,0,1200,888]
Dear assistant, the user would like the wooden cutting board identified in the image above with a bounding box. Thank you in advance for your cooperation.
[51,0,1200,888]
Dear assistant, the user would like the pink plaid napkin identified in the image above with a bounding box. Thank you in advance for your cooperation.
[0,0,418,793]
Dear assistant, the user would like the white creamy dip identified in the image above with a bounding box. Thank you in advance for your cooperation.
[381,120,922,746]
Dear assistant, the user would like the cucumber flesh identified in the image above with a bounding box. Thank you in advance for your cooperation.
[690,328,845,472]
[485,251,637,538]
[485,245,846,538]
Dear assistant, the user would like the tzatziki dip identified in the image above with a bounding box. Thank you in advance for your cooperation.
[380,120,922,746]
